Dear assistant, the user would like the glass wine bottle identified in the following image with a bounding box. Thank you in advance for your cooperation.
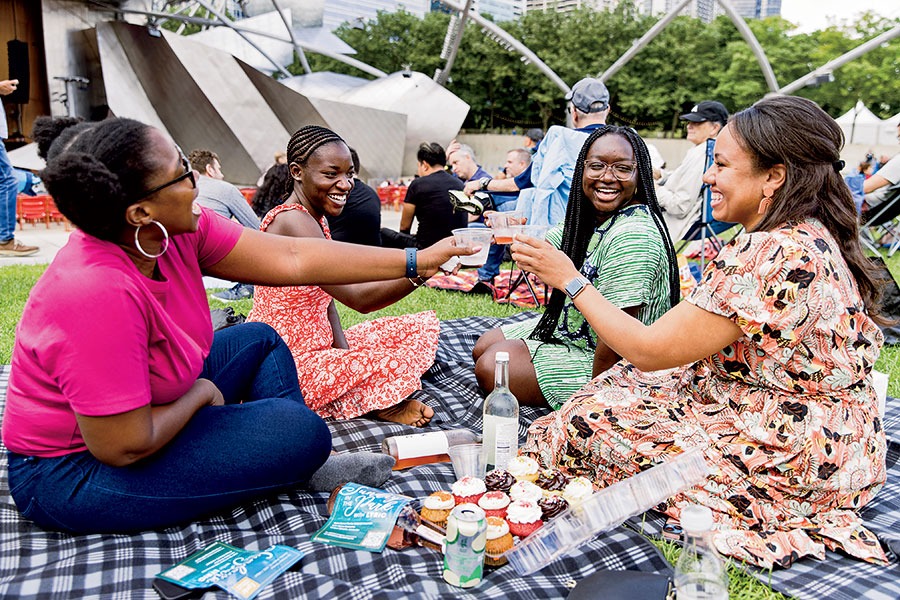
[481,351,519,471]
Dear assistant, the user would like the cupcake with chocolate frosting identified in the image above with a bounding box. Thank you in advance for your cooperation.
[538,495,569,520]
[535,468,570,496]
[484,469,516,494]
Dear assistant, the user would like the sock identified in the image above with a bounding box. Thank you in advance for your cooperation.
[308,452,396,493]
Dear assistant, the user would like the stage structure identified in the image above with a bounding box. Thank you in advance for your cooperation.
[7,0,899,180]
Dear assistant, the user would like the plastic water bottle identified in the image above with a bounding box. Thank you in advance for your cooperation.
[674,505,729,600]
[481,351,519,471]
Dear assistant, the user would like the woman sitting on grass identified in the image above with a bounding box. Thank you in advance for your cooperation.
[1,117,468,534]
[248,125,441,427]
[512,96,888,568]
[473,126,680,409]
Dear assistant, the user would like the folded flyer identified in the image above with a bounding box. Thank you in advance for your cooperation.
[156,542,303,600]
[312,482,412,552]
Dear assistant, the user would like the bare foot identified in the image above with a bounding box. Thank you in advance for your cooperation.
[370,399,434,427]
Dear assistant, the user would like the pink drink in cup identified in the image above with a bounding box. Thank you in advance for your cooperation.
[489,212,526,244]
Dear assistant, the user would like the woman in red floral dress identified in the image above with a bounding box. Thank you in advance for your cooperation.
[511,96,889,568]
[248,126,445,426]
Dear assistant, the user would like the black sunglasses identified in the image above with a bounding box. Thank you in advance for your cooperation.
[136,149,196,200]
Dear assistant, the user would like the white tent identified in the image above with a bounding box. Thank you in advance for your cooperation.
[836,101,885,146]
[881,112,900,146]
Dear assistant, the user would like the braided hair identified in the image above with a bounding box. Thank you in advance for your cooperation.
[530,125,681,343]
[286,125,347,168]
[40,117,157,241]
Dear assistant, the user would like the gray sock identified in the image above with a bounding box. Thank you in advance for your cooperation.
[308,452,396,493]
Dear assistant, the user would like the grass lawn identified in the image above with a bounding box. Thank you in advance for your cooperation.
[5,256,900,600]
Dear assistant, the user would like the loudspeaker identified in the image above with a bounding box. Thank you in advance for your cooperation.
[7,40,30,105]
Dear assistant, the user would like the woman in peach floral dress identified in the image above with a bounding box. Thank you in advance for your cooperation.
[511,97,888,568]
[248,126,443,426]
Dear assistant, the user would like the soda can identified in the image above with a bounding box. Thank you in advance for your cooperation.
[442,503,487,588]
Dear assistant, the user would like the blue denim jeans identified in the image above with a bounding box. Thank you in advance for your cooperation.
[0,142,18,242]
[7,322,332,534]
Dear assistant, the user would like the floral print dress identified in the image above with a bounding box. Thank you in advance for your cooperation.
[247,203,440,419]
[522,218,888,568]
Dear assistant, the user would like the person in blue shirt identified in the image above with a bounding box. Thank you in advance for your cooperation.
[463,78,610,228]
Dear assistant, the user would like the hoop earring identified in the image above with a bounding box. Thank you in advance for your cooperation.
[758,194,773,215]
[134,220,170,259]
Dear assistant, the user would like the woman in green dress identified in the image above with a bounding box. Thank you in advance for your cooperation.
[473,126,679,408]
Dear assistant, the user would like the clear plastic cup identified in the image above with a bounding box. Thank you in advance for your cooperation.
[488,212,526,245]
[447,443,486,479]
[452,228,494,267]
[508,224,549,242]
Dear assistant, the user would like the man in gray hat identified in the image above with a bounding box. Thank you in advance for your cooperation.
[655,100,729,241]
[464,77,610,227]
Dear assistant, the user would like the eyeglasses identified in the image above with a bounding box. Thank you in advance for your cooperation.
[583,161,637,181]
[136,148,196,200]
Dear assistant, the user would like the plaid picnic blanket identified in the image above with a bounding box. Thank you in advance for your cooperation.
[1,315,898,599]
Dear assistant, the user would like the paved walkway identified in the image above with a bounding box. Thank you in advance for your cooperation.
[0,208,405,267]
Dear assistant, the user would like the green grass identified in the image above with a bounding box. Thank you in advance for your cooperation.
[4,255,900,600]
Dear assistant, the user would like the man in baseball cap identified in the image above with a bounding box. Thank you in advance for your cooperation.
[680,101,729,126]
[656,100,730,240]
[463,77,611,228]
[564,77,610,115]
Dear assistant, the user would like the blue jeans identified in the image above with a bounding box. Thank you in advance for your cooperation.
[0,141,18,242]
[7,322,332,534]
[477,196,517,281]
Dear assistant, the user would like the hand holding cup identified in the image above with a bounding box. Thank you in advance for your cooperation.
[510,232,579,291]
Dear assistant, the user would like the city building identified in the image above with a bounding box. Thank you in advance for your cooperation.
[476,0,527,21]
[640,0,717,22]
[731,0,782,19]
[322,0,431,30]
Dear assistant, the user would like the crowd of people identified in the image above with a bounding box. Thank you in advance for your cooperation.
[0,79,893,572]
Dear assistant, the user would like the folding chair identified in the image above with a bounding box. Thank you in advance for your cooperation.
[44,195,72,231]
[860,184,900,256]
[16,194,49,228]
[674,139,737,270]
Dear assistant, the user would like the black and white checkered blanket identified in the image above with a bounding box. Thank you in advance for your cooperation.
[1,315,898,599]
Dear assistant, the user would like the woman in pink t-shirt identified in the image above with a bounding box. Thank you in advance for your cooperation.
[2,117,470,534]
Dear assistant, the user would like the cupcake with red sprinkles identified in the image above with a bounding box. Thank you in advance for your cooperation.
[506,499,543,538]
[477,491,511,519]
[451,476,486,505]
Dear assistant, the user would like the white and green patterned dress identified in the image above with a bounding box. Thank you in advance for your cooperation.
[501,204,671,409]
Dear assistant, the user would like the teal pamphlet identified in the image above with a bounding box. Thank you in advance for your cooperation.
[312,482,412,552]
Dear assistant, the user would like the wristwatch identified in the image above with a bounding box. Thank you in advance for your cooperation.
[564,276,591,300]
[479,176,491,191]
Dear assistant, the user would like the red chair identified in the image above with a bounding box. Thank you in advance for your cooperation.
[390,186,407,211]
[44,195,72,230]
[17,195,49,228]
[377,186,393,209]
[239,187,256,206]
